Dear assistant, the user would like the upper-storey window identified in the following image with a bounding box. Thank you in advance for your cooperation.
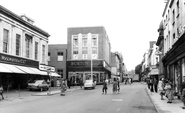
[16,34,21,56]
[35,41,38,60]
[73,35,78,46]
[177,0,179,17]
[58,52,63,61]
[48,52,50,61]
[25,34,32,58]
[3,29,9,53]
[172,9,175,25]
[82,38,87,47]
[42,45,45,63]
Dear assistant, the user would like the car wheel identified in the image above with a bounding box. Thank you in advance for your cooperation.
[40,88,43,92]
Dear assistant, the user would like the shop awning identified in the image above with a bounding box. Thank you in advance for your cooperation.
[50,72,61,77]
[0,63,13,73]
[1,63,25,74]
[15,65,37,74]
[29,67,48,75]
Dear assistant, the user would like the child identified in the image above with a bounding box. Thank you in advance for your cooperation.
[102,79,108,94]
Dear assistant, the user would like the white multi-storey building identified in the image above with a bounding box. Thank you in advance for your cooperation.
[0,5,50,89]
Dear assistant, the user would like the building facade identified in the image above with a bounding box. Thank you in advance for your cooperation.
[162,0,185,95]
[0,5,50,89]
[48,44,67,79]
[67,26,111,85]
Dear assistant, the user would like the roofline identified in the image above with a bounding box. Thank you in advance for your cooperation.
[162,0,170,17]
[0,5,50,37]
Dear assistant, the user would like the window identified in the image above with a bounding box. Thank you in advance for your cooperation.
[15,34,21,56]
[73,38,78,46]
[57,69,63,78]
[82,38,87,46]
[3,29,9,53]
[73,47,78,54]
[58,52,63,61]
[25,34,32,58]
[172,9,175,24]
[92,38,97,46]
[92,47,97,54]
[177,0,179,16]
[35,42,38,60]
[42,45,45,63]
[48,52,50,61]
[173,33,176,44]
[82,47,88,54]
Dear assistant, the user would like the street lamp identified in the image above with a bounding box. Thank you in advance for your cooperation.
[90,34,93,80]
[47,68,51,95]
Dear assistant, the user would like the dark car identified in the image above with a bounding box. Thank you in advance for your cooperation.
[27,80,49,91]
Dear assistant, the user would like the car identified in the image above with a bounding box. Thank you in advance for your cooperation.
[27,80,49,91]
[84,80,96,89]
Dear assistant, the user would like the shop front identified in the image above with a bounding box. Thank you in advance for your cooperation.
[67,60,111,85]
[0,53,48,89]
[162,33,185,96]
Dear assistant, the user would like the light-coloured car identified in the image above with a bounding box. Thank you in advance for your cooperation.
[84,80,96,89]
[27,80,49,91]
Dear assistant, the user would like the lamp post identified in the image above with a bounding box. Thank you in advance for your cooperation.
[90,35,93,80]
[47,68,51,95]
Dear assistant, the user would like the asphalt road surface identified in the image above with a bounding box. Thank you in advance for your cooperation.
[0,82,157,113]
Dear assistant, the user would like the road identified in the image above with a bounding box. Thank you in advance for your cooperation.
[0,83,157,113]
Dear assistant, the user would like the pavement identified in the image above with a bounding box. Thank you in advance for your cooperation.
[143,82,185,113]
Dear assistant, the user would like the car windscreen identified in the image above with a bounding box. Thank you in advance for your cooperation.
[85,80,92,83]
[35,81,43,84]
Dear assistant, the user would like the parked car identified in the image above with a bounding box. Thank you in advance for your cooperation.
[27,80,49,91]
[84,80,96,89]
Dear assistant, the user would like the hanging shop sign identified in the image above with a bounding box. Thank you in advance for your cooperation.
[39,64,55,72]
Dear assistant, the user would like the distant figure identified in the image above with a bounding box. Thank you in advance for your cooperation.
[117,78,120,93]
[60,80,67,96]
[102,79,108,94]
[112,78,118,94]
[153,78,158,93]
[67,78,71,89]
[0,85,4,100]
[158,78,165,100]
[79,78,83,88]
[181,76,185,109]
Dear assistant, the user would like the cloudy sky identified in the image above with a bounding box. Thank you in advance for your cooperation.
[1,0,165,71]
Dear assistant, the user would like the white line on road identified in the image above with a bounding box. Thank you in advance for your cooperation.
[112,99,123,101]
[116,108,120,111]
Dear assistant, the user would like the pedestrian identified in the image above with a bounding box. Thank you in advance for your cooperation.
[149,78,154,93]
[102,79,108,94]
[60,80,67,96]
[158,78,165,100]
[164,80,173,103]
[153,78,158,93]
[112,78,118,94]
[79,78,83,88]
[181,76,185,109]
[146,78,150,89]
[117,78,120,93]
[0,85,4,100]
[67,78,71,89]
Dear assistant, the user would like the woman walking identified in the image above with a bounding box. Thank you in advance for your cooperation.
[102,79,108,94]
[112,78,118,94]
[158,78,165,100]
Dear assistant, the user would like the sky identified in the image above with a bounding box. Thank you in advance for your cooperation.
[1,0,166,71]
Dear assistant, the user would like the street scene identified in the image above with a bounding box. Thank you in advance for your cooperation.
[1,0,185,113]
[0,83,157,113]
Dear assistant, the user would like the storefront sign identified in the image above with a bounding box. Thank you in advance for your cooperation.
[0,53,39,68]
[39,64,55,72]
[67,60,103,67]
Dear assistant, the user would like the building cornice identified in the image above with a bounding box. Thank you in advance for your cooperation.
[0,5,50,37]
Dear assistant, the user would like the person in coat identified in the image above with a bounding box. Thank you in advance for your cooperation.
[102,79,108,94]
[158,78,165,100]
[164,80,173,103]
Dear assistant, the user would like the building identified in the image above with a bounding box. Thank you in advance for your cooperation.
[147,41,159,80]
[110,51,124,82]
[48,44,67,79]
[162,0,185,95]
[156,20,164,79]
[67,26,111,85]
[0,5,50,89]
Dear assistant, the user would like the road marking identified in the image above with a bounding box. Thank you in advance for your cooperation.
[116,108,120,111]
[112,99,123,101]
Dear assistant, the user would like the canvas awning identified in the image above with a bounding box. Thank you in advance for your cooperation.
[15,65,38,74]
[50,72,61,77]
[1,63,25,74]
[0,63,13,73]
